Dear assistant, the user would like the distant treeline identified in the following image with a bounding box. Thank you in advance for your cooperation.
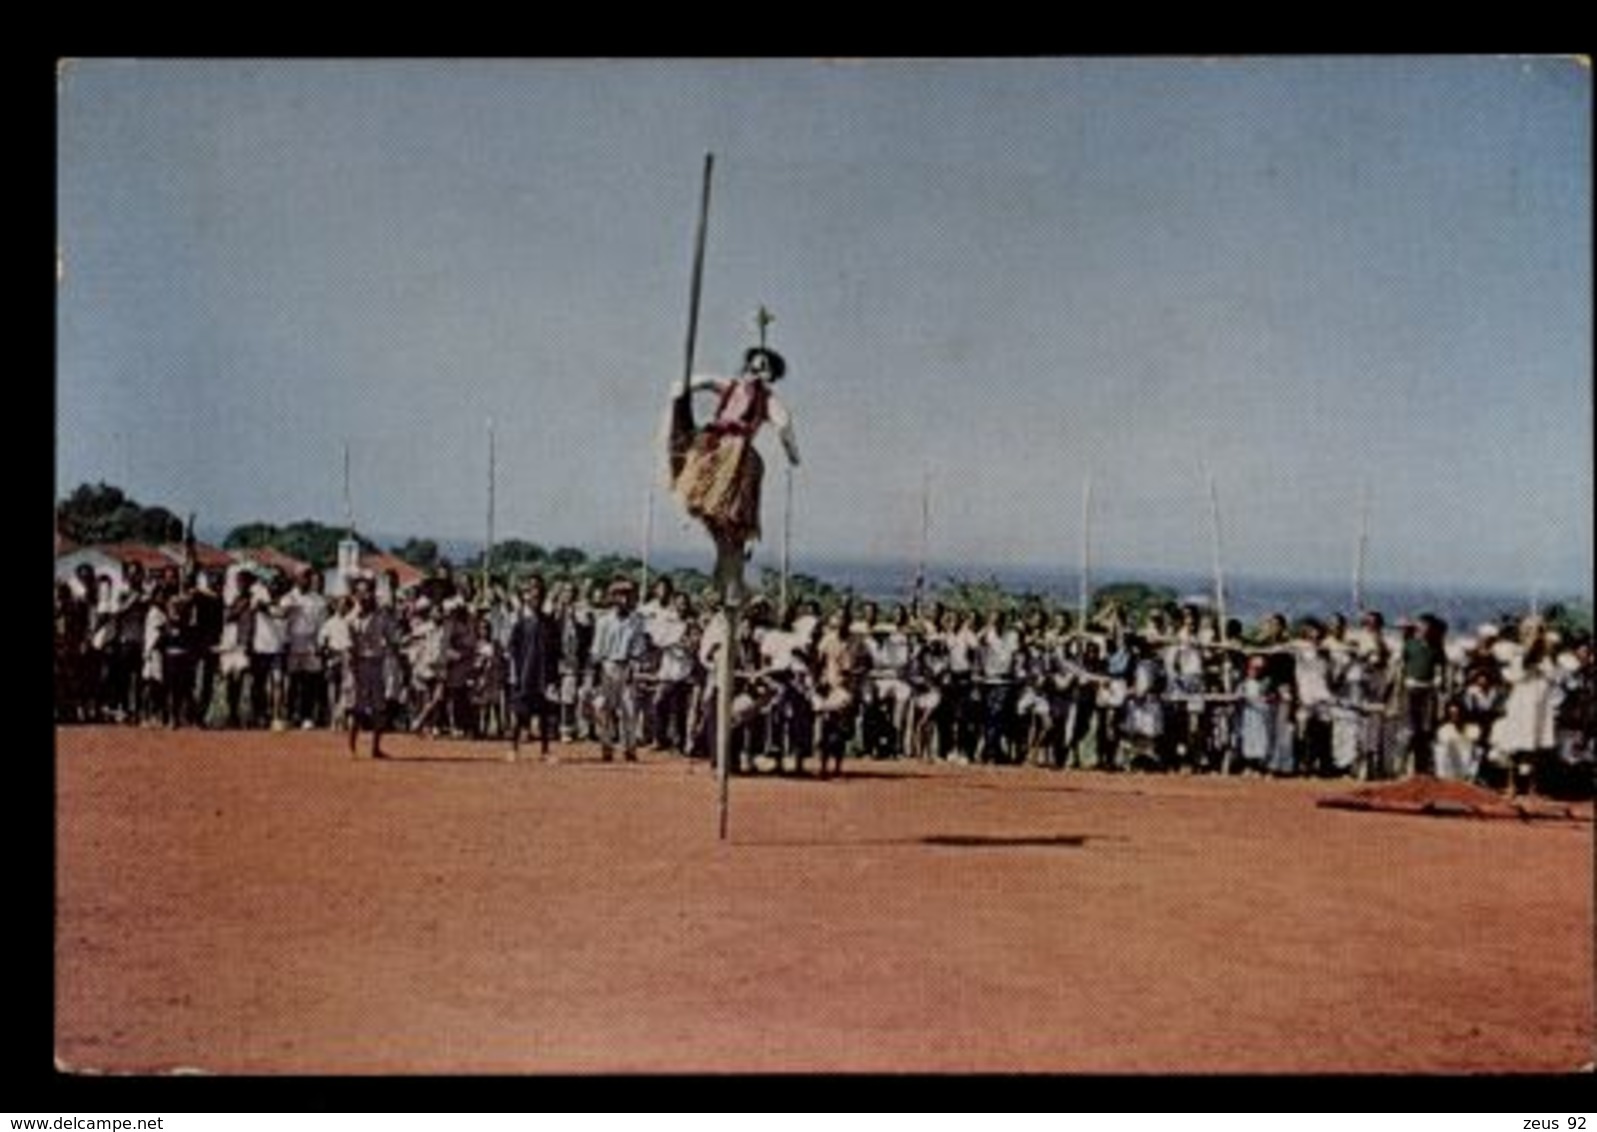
[57,481,1590,637]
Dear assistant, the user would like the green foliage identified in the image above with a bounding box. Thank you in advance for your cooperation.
[224,519,372,570]
[1088,580,1179,629]
[590,553,644,579]
[392,537,440,571]
[935,575,1021,616]
[137,506,185,544]
[927,577,1070,619]
[1559,600,1593,638]
[494,539,546,566]
[221,522,278,550]
[751,567,840,614]
[56,482,183,545]
[283,522,346,570]
[465,539,550,582]
[663,567,715,605]
[1533,600,1592,641]
[548,546,588,570]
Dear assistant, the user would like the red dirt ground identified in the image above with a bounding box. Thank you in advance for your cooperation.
[55,726,1594,1075]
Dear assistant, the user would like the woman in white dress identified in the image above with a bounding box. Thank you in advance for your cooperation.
[1490,618,1557,795]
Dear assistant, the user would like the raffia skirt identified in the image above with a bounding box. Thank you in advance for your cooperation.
[674,432,764,546]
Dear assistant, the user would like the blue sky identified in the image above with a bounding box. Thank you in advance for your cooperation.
[56,57,1591,595]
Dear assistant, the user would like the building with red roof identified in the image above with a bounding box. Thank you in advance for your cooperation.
[229,545,313,580]
[161,540,234,573]
[359,550,426,592]
[54,542,180,592]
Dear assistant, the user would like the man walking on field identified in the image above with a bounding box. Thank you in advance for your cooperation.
[590,579,650,761]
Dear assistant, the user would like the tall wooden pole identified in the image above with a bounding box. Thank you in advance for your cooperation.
[641,480,654,597]
[914,467,930,617]
[681,156,713,400]
[484,417,495,594]
[1079,475,1093,630]
[1352,480,1370,615]
[1204,464,1236,771]
[342,439,354,539]
[677,154,730,841]
[1206,469,1228,642]
[1200,464,1237,767]
[1527,526,1543,619]
[715,552,740,842]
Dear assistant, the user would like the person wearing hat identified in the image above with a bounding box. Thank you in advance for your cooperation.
[591,579,649,760]
[668,345,800,584]
[1459,623,1502,689]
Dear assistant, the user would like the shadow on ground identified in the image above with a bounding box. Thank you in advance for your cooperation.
[736,832,1113,849]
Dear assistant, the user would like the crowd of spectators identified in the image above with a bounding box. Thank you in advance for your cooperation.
[54,557,1594,796]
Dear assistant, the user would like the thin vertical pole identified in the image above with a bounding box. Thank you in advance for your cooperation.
[343,439,354,538]
[641,481,654,596]
[1207,471,1228,636]
[715,547,743,842]
[914,467,930,616]
[679,155,714,401]
[1205,468,1236,719]
[484,417,495,593]
[1079,475,1093,629]
[1353,480,1370,615]
[779,464,793,620]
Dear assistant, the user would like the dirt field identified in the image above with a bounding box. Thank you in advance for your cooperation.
[54,726,1594,1075]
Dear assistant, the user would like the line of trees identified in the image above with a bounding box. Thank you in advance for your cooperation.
[56,483,184,546]
[54,482,1592,633]
[223,521,377,570]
